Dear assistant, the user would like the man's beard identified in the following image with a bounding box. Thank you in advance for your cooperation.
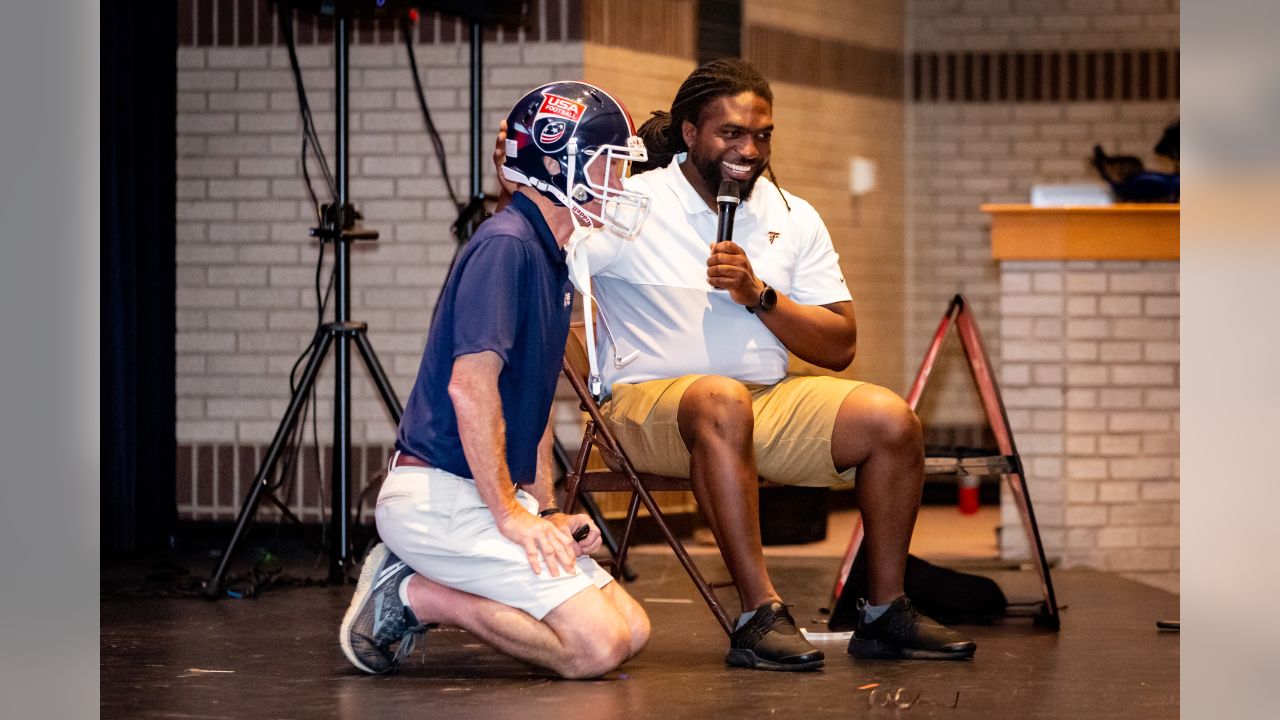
[690,149,766,201]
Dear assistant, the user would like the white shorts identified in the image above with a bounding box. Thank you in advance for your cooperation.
[375,461,613,621]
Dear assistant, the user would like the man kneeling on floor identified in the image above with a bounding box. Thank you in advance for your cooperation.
[340,81,652,678]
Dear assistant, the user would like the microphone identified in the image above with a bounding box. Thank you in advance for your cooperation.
[715,179,740,245]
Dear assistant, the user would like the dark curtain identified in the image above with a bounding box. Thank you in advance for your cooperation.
[102,3,178,554]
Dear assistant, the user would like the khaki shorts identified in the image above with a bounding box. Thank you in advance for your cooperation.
[599,374,865,487]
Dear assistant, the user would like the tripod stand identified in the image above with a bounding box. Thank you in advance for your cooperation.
[205,17,400,594]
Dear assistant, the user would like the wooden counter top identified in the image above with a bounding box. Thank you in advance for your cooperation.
[982,204,1179,260]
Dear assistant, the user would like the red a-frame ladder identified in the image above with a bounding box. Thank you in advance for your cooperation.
[832,295,1061,629]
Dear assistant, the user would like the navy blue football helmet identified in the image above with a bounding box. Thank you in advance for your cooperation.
[502,81,650,236]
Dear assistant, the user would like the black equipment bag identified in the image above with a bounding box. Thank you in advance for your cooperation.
[828,551,1008,630]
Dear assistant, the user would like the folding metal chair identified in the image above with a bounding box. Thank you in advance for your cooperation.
[559,323,737,635]
[830,294,1061,629]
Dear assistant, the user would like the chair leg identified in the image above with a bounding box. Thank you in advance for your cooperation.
[628,485,736,635]
[610,493,641,581]
[562,428,595,515]
[563,472,582,515]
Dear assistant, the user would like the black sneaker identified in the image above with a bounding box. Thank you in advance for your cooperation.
[847,596,976,660]
[725,602,825,671]
[340,543,434,674]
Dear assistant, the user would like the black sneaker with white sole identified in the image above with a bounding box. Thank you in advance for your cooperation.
[725,602,825,672]
[340,543,434,674]
[847,595,976,660]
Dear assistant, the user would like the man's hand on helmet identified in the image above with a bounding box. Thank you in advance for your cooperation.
[493,120,519,202]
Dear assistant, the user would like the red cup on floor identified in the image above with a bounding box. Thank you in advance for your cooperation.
[958,475,980,515]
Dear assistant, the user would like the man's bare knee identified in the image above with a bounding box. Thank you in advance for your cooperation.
[678,376,753,447]
[544,590,638,679]
[617,605,651,660]
[879,396,922,449]
[845,387,920,443]
[630,610,651,655]
[834,385,925,469]
[603,581,650,658]
[558,624,632,679]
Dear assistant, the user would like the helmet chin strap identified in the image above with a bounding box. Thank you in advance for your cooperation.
[560,136,606,397]
[563,213,605,398]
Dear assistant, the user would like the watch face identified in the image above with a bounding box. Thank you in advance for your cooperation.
[747,284,777,314]
[762,286,778,310]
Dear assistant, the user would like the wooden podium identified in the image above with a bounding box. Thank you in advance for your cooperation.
[982,203,1180,261]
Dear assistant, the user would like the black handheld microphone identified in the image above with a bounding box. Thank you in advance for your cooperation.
[715,179,741,245]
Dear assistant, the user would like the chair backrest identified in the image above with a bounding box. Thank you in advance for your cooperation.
[561,321,627,470]
[564,321,591,384]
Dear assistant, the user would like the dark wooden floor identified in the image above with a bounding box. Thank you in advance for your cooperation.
[102,551,1179,719]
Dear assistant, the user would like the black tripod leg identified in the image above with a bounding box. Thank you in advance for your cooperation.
[551,438,636,581]
[353,329,403,423]
[263,493,330,557]
[350,329,404,555]
[204,332,335,596]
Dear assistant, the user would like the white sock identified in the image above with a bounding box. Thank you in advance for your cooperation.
[735,609,757,630]
[398,575,414,609]
[863,601,892,623]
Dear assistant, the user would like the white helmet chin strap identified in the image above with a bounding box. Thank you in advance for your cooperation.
[563,220,605,397]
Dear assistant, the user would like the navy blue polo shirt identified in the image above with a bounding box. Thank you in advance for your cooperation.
[395,192,574,484]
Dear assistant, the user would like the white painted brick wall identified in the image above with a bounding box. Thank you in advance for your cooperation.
[999,260,1178,592]
[176,40,584,456]
[904,0,1179,436]
[906,97,1178,431]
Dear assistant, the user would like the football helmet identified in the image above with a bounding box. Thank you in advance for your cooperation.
[502,81,650,236]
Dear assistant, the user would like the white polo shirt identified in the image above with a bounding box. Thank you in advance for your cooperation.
[584,155,851,393]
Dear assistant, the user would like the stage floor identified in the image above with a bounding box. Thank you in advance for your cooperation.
[102,550,1178,719]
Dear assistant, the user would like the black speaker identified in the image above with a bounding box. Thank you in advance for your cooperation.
[758,486,829,545]
[281,0,527,26]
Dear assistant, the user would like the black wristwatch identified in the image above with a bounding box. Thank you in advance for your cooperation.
[746,284,778,314]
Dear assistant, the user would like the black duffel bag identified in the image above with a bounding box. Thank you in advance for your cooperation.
[829,551,1008,630]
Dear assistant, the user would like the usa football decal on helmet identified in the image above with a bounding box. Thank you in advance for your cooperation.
[532,94,585,152]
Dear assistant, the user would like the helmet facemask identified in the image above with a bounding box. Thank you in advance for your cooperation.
[566,135,651,237]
